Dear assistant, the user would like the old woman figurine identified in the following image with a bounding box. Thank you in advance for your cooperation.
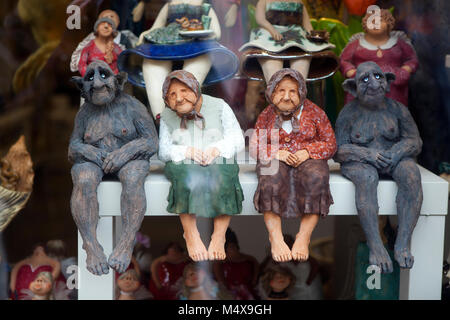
[159,70,245,262]
[250,68,336,262]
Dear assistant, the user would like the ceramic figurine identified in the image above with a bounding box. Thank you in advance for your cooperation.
[116,269,152,300]
[239,0,338,83]
[149,242,189,300]
[159,70,245,262]
[250,68,336,263]
[340,9,419,106]
[22,271,54,300]
[69,61,158,275]
[334,61,423,273]
[213,228,259,300]
[178,263,232,300]
[259,263,296,300]
[9,244,61,300]
[70,9,139,74]
[0,136,34,232]
[76,12,124,76]
[118,0,239,119]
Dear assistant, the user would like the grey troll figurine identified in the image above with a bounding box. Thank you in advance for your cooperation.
[334,61,423,273]
[69,60,158,275]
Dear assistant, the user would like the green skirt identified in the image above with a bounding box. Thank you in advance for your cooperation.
[164,159,244,218]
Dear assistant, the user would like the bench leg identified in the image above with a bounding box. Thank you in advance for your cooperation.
[78,217,114,300]
[399,215,446,300]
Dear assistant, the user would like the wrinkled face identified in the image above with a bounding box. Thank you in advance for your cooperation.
[271,77,301,113]
[185,268,205,288]
[117,273,140,293]
[97,21,114,38]
[83,65,117,106]
[166,79,198,114]
[269,272,291,293]
[99,10,120,30]
[356,65,388,105]
[367,19,389,36]
[29,274,52,296]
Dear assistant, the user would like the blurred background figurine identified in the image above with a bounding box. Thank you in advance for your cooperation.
[70,10,138,75]
[118,0,239,119]
[116,269,152,300]
[340,8,419,106]
[0,136,34,233]
[149,242,189,300]
[213,228,259,300]
[21,271,54,300]
[239,0,338,83]
[177,262,232,300]
[258,262,296,300]
[9,243,61,300]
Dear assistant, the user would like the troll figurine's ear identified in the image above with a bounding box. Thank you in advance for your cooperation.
[115,72,128,91]
[385,72,396,93]
[342,78,357,97]
[70,76,84,91]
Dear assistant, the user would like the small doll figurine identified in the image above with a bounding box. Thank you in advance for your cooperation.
[334,62,423,273]
[239,0,338,82]
[70,10,138,74]
[250,68,337,263]
[340,9,419,106]
[10,244,61,300]
[69,61,158,275]
[213,228,259,300]
[259,263,296,300]
[116,269,152,300]
[178,263,232,300]
[22,271,54,300]
[149,242,190,300]
[118,0,239,119]
[159,70,245,262]
[77,12,124,76]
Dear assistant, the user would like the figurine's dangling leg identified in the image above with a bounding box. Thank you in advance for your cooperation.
[208,214,232,261]
[142,59,172,118]
[341,162,393,273]
[179,213,209,262]
[108,160,150,273]
[183,55,213,85]
[290,57,312,81]
[263,211,292,262]
[258,58,283,84]
[292,213,319,262]
[71,163,109,275]
[391,158,423,269]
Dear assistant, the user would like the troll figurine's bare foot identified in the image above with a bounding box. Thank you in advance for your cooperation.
[184,233,208,261]
[208,235,226,260]
[269,235,292,262]
[108,239,133,274]
[84,244,109,275]
[394,242,414,269]
[368,243,393,274]
[291,234,310,262]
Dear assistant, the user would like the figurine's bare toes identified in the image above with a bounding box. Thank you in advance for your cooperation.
[184,233,208,261]
[291,236,309,262]
[369,244,393,274]
[269,237,292,262]
[86,249,109,276]
[108,246,132,273]
[394,246,414,269]
[208,235,226,261]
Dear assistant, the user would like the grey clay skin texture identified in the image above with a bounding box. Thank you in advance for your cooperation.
[69,60,158,275]
[334,62,423,274]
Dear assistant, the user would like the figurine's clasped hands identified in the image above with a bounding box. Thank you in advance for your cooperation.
[365,149,391,169]
[276,149,296,166]
[102,150,132,174]
[186,147,204,164]
[202,147,220,166]
[292,149,310,167]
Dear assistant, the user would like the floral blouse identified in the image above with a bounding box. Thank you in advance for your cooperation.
[78,40,122,76]
[250,99,337,162]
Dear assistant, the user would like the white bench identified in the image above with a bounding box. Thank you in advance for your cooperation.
[77,158,448,300]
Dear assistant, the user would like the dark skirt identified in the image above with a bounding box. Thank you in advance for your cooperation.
[117,40,239,88]
[164,159,244,218]
[254,159,333,218]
